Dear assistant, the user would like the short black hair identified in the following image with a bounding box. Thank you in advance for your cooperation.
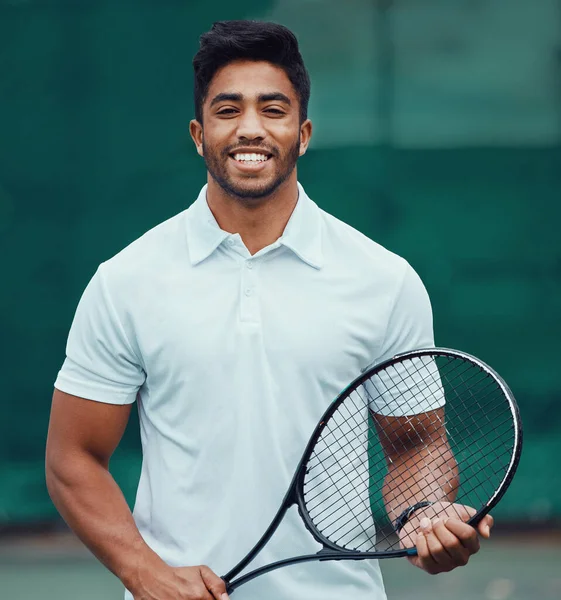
[193,20,311,124]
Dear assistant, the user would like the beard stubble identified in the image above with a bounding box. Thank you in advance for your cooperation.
[202,135,301,201]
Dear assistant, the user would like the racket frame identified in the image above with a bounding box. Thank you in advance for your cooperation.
[222,348,523,593]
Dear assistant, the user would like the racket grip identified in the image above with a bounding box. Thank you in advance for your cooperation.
[405,547,418,557]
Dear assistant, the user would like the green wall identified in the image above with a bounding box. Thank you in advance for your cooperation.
[1,1,559,525]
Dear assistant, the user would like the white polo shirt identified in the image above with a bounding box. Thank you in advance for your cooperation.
[55,182,434,600]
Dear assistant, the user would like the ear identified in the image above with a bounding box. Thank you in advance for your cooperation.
[189,119,204,157]
[298,119,313,156]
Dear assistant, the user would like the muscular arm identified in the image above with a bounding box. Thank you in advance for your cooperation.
[46,390,228,599]
[371,408,459,524]
[45,389,163,590]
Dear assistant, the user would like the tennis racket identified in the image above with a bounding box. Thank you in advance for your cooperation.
[222,347,522,594]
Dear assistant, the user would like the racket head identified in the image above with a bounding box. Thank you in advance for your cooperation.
[293,348,522,556]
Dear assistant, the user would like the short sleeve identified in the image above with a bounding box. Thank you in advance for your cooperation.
[366,263,444,416]
[377,263,435,363]
[54,265,146,404]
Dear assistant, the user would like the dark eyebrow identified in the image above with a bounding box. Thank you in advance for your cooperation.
[209,92,292,108]
[209,93,243,108]
[258,93,291,106]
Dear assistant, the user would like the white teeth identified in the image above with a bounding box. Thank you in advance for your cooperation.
[233,153,269,162]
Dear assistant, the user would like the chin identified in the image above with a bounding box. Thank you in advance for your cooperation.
[230,187,275,201]
[226,178,281,200]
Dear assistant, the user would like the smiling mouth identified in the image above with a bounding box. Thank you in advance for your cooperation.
[229,151,273,165]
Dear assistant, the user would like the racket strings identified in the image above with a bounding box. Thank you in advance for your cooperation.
[310,393,460,546]
[307,417,509,552]
[384,359,514,482]
[306,366,509,495]
[311,425,375,543]
[302,354,516,552]
[305,387,512,522]
[305,404,374,534]
[370,358,514,512]
[307,355,477,468]
[308,360,512,481]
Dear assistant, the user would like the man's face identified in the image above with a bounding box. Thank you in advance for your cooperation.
[191,60,311,201]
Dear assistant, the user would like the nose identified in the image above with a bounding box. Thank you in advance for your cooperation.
[236,108,267,142]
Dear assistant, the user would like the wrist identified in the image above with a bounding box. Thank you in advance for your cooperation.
[120,547,170,593]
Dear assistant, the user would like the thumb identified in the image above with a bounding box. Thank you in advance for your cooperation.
[477,514,494,539]
[199,565,229,600]
[454,503,477,522]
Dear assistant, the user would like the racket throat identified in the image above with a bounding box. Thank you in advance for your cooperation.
[224,549,408,593]
[221,490,298,588]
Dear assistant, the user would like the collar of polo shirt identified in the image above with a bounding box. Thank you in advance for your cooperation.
[184,182,323,269]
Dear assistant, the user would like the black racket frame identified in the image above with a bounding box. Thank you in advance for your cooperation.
[222,348,523,593]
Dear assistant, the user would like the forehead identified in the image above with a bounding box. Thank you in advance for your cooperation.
[206,60,296,103]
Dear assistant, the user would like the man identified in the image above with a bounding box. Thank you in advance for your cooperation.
[46,20,492,600]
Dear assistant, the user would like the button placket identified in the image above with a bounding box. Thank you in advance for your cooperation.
[240,259,258,322]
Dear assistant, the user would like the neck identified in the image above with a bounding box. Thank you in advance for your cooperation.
[206,172,299,255]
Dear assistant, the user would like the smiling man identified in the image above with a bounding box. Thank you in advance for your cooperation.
[189,36,311,256]
[46,20,491,600]
[197,83,301,200]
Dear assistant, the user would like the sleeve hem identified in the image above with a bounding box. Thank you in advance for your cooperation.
[54,374,137,405]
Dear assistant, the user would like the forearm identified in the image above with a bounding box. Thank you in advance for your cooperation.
[46,452,164,590]
[382,441,459,522]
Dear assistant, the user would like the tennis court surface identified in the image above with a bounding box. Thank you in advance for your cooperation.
[1,530,559,600]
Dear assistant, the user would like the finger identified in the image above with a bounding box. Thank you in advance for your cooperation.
[407,529,430,570]
[199,566,229,600]
[444,518,481,554]
[409,518,450,574]
[431,518,470,566]
[422,519,456,571]
[476,514,494,539]
[399,526,417,550]
[446,503,476,522]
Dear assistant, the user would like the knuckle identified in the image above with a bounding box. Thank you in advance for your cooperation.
[209,581,227,594]
[447,539,461,551]
[432,543,444,555]
[217,580,227,592]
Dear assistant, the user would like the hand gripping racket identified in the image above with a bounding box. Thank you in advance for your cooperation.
[222,348,522,594]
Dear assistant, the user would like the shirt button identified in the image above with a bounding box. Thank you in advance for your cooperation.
[246,261,253,269]
[245,288,252,296]
[228,239,235,246]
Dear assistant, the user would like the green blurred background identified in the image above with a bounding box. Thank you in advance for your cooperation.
[1,0,560,598]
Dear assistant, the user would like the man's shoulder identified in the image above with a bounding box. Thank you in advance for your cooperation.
[101,209,189,281]
[318,206,409,276]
